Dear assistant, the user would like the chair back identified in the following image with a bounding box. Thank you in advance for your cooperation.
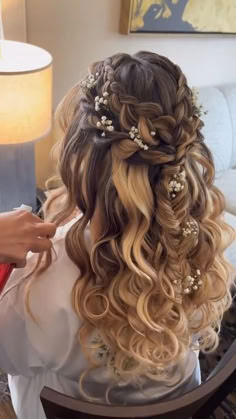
[41,340,236,419]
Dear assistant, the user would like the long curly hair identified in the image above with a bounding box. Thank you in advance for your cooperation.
[30,52,234,383]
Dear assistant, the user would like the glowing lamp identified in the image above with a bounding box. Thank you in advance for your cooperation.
[0,40,52,211]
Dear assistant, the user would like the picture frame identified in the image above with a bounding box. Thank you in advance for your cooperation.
[120,0,236,35]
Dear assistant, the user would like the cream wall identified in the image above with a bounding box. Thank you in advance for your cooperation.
[1,0,26,41]
[26,0,236,108]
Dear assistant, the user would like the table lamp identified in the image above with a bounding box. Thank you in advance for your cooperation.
[0,39,52,212]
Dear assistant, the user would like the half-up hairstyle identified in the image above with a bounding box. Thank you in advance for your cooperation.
[36,52,234,383]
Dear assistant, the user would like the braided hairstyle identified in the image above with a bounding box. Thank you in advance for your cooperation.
[44,52,233,383]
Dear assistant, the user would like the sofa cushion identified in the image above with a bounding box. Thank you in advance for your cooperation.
[218,85,236,168]
[198,87,233,173]
[214,169,236,216]
[224,212,236,269]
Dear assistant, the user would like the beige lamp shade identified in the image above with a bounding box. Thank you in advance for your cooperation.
[0,40,52,144]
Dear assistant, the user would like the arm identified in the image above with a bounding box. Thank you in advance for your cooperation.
[0,210,56,267]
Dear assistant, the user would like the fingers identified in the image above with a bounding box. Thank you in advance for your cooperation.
[35,222,56,239]
[30,237,53,254]
[15,259,27,269]
[18,212,57,255]
[16,233,54,265]
[31,213,44,223]
[13,250,28,268]
[18,211,56,239]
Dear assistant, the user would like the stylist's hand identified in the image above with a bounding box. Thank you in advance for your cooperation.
[0,210,56,268]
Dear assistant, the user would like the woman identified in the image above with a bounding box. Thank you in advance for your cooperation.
[0,51,234,419]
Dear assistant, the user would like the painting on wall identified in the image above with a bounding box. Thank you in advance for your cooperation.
[120,0,236,35]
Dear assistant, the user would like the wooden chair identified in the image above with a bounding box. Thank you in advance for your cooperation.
[40,339,236,419]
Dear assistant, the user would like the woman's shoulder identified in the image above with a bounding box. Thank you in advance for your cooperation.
[52,213,82,243]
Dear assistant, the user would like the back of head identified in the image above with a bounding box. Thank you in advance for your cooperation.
[48,52,233,382]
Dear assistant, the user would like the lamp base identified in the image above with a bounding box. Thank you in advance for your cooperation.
[0,142,36,212]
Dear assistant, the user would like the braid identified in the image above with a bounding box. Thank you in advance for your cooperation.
[103,57,115,82]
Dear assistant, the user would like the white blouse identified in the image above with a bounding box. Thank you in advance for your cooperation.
[0,218,201,419]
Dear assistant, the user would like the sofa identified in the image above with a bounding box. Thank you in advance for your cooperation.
[199,84,236,267]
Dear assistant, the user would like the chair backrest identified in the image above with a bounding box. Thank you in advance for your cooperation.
[199,84,236,173]
[40,339,236,419]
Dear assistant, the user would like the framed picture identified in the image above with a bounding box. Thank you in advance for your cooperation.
[120,0,236,35]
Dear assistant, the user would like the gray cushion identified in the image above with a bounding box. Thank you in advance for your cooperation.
[199,87,233,173]
[224,212,236,269]
[215,170,236,216]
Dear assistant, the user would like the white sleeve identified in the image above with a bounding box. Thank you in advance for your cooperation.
[0,217,83,377]
[0,279,43,376]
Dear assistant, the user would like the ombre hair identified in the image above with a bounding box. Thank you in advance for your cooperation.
[29,52,234,383]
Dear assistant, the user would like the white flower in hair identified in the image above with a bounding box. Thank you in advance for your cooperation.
[95,92,109,111]
[97,115,115,137]
[182,269,202,295]
[169,171,186,199]
[182,220,198,238]
[81,72,99,91]
[129,126,149,151]
[191,88,208,118]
